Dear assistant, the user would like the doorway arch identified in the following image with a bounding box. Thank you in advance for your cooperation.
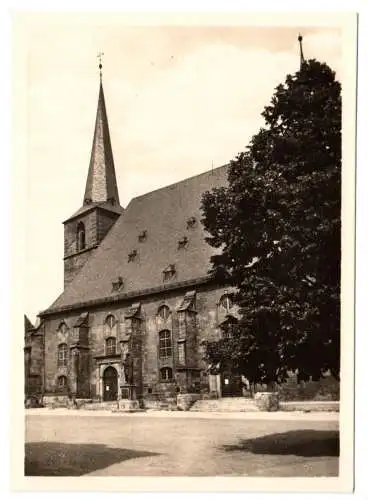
[103,366,118,401]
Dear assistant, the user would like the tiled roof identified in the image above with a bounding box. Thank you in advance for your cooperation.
[44,165,229,313]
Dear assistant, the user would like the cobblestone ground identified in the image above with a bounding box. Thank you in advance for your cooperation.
[25,414,339,476]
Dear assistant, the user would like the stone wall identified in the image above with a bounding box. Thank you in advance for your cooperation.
[63,209,120,287]
[42,283,230,403]
[25,329,44,397]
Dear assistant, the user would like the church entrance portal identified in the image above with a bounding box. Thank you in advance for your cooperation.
[103,366,118,401]
[221,370,242,397]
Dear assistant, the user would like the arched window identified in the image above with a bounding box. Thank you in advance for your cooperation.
[57,343,68,367]
[77,222,86,251]
[57,375,68,392]
[158,305,170,321]
[159,330,172,358]
[105,314,116,330]
[105,337,116,356]
[219,294,233,313]
[160,367,173,382]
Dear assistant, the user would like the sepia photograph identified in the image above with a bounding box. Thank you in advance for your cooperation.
[11,10,356,493]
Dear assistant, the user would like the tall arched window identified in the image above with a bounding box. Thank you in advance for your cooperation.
[158,305,170,321]
[57,343,68,367]
[105,337,117,356]
[57,375,68,392]
[159,330,172,358]
[77,222,86,251]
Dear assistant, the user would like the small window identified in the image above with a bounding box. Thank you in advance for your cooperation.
[159,330,172,358]
[57,343,68,367]
[160,367,173,382]
[57,375,68,392]
[158,305,170,321]
[77,222,86,251]
[219,294,233,312]
[105,337,116,356]
[178,341,186,365]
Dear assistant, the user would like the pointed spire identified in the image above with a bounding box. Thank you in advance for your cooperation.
[298,34,306,69]
[84,58,120,206]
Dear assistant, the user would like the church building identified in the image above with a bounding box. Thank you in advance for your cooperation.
[36,67,241,407]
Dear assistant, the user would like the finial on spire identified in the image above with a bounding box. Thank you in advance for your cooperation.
[298,34,305,68]
[97,51,104,81]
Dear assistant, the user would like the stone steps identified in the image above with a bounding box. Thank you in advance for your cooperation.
[78,401,119,411]
[190,397,258,412]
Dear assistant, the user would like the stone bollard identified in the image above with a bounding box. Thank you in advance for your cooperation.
[254,392,280,412]
[177,393,200,411]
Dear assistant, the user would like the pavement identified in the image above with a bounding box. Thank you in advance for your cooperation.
[25,412,339,476]
[25,407,339,421]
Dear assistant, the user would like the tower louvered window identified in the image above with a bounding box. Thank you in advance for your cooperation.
[77,222,86,251]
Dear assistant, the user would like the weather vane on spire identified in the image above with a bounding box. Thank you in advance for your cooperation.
[298,34,305,69]
[97,52,104,81]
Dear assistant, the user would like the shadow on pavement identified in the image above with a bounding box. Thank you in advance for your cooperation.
[221,430,339,457]
[25,442,160,476]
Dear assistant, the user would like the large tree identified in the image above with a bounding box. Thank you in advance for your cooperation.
[201,59,341,387]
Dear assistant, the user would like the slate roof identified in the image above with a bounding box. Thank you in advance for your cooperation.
[24,315,34,333]
[44,165,229,314]
[64,201,124,224]
[83,82,120,206]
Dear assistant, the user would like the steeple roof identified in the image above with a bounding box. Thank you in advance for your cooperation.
[83,81,120,206]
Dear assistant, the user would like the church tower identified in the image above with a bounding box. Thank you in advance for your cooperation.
[63,59,123,288]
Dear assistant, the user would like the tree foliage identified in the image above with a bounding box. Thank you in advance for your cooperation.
[201,59,341,385]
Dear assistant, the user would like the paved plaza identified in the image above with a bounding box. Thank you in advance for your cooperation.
[25,411,339,477]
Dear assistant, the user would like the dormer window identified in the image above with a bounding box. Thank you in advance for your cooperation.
[138,230,147,242]
[186,216,197,229]
[178,236,188,249]
[128,249,138,262]
[112,276,124,292]
[77,222,86,251]
[163,264,176,282]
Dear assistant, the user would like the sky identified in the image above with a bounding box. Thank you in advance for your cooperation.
[19,16,343,323]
